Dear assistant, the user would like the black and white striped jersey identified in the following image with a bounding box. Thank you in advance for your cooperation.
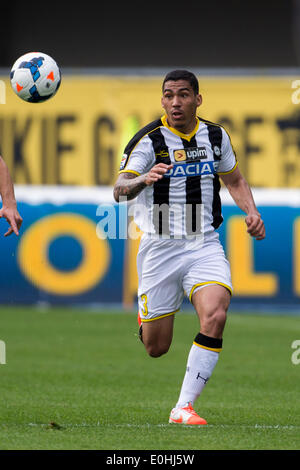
[119,115,237,239]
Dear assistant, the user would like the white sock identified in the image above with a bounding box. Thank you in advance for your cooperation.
[175,334,222,408]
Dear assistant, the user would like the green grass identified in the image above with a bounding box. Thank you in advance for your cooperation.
[0,306,299,450]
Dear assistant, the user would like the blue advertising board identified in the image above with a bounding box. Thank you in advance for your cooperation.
[0,187,299,311]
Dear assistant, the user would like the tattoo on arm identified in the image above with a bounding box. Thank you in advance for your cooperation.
[113,173,146,202]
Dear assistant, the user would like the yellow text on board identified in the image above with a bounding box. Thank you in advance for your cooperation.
[0,75,300,187]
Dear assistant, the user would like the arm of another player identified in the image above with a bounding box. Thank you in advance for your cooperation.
[220,166,265,240]
[0,156,23,236]
[113,163,173,202]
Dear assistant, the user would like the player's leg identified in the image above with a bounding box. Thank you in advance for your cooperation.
[137,238,184,358]
[138,287,181,358]
[192,283,231,338]
[170,284,230,424]
[169,242,232,425]
[140,314,175,358]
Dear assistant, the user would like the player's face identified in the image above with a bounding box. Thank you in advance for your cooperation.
[161,80,202,134]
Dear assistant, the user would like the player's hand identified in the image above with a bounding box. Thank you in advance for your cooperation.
[245,212,265,240]
[144,163,173,186]
[0,206,23,236]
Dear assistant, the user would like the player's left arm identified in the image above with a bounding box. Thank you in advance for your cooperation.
[0,156,23,236]
[220,166,265,240]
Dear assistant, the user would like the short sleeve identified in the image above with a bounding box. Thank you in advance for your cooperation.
[217,128,238,175]
[119,135,155,176]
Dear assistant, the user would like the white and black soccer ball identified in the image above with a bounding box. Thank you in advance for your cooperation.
[10,52,61,103]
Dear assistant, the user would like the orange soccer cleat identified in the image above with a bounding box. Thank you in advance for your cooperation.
[169,402,207,425]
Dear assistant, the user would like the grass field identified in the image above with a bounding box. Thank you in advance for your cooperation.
[0,305,299,450]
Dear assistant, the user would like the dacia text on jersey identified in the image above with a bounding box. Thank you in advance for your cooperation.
[164,161,217,178]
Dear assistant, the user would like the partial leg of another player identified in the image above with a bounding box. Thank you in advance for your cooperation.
[169,284,231,425]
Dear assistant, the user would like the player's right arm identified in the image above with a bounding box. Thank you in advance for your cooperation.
[113,163,173,202]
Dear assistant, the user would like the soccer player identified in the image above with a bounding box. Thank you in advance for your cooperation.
[113,70,265,425]
[0,155,22,236]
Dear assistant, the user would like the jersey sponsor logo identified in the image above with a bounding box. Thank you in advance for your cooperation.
[165,161,217,178]
[174,147,207,162]
[174,149,186,161]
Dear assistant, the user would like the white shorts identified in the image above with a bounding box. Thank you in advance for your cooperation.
[137,235,232,322]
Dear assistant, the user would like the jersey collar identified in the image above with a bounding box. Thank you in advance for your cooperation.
[161,115,200,142]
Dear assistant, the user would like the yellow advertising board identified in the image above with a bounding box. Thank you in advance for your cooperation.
[0,74,299,187]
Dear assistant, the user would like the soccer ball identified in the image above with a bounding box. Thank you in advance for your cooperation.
[10,52,61,103]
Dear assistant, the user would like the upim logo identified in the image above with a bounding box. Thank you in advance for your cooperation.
[0,80,6,104]
[0,340,6,364]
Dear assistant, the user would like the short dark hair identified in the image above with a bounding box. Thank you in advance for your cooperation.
[162,70,199,95]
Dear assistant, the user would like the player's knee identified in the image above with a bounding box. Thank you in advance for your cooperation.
[140,318,173,357]
[214,307,227,327]
[202,307,227,335]
[144,342,170,358]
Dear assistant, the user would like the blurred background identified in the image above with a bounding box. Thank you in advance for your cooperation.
[0,0,299,312]
[0,0,299,68]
